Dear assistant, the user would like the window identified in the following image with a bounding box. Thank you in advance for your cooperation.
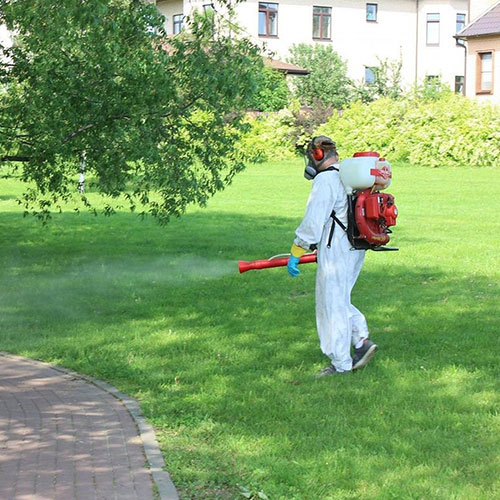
[425,75,441,90]
[455,75,464,94]
[365,67,376,84]
[259,2,278,37]
[173,14,183,34]
[366,3,377,22]
[426,13,440,45]
[456,13,466,46]
[313,6,331,40]
[477,51,493,94]
[203,3,215,27]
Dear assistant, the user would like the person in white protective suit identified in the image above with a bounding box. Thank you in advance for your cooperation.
[287,136,377,377]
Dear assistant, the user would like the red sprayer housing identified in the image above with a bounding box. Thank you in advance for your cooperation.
[354,189,398,246]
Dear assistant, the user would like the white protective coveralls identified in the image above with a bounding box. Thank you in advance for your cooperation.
[294,165,369,372]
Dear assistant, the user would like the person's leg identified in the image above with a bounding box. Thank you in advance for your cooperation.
[343,248,377,369]
[315,236,353,372]
[347,249,369,347]
[350,305,369,348]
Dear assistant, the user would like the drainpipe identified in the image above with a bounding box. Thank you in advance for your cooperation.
[455,34,467,96]
[415,0,419,86]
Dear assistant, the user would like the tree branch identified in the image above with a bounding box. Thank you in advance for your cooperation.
[61,114,132,144]
[1,155,31,162]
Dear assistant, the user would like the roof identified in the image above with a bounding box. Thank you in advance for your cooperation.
[457,1,500,38]
[264,58,309,75]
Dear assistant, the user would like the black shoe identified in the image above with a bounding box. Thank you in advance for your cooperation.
[352,339,378,370]
[316,364,351,378]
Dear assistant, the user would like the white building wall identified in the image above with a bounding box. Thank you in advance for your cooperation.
[156,0,470,90]
[328,0,417,85]
[417,0,468,89]
[157,0,184,35]
[176,0,418,86]
[469,0,498,19]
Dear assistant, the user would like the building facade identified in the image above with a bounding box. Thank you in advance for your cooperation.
[156,0,474,92]
[457,0,500,102]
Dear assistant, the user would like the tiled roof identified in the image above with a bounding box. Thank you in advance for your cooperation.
[457,1,500,38]
[264,58,309,75]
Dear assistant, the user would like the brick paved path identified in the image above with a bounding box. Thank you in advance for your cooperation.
[0,354,159,500]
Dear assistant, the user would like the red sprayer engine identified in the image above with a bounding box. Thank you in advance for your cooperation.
[349,188,398,249]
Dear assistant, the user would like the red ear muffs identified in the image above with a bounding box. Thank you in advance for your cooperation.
[313,148,324,161]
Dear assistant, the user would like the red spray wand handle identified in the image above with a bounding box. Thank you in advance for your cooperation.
[238,253,317,274]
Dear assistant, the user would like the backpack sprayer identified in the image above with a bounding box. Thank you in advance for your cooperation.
[239,151,398,274]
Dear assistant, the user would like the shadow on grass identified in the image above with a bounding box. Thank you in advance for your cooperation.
[0,210,498,499]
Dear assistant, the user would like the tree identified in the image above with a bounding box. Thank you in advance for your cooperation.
[288,44,352,109]
[0,0,263,221]
[352,56,403,103]
[250,65,290,112]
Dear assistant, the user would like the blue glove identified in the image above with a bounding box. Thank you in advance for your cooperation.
[287,255,301,277]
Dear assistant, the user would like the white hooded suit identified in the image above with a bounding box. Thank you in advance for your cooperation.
[294,166,369,372]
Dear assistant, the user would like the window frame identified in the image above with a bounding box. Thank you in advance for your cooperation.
[173,13,183,34]
[258,2,279,37]
[365,66,376,84]
[454,75,464,94]
[313,6,332,40]
[456,13,466,46]
[425,75,441,91]
[366,3,378,22]
[426,13,440,46]
[476,51,494,95]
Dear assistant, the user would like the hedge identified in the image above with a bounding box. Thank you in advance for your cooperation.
[242,92,500,167]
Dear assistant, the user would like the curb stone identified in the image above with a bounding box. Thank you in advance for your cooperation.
[0,352,180,500]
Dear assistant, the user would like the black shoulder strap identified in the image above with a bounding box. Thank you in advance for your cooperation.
[316,165,341,248]
[327,209,347,248]
[317,165,339,175]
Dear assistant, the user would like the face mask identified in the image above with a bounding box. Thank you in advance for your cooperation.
[304,159,317,180]
[303,151,319,180]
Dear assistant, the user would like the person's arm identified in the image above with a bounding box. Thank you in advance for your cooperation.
[295,174,336,250]
[287,174,337,277]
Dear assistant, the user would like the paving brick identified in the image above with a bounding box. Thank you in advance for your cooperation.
[0,354,157,500]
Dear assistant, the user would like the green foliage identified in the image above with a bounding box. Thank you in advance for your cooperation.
[239,100,335,162]
[0,0,263,222]
[250,66,291,112]
[287,99,334,151]
[288,44,352,109]
[411,77,453,100]
[352,56,404,103]
[239,109,297,162]
[317,92,500,167]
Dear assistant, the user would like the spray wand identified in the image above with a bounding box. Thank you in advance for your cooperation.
[238,252,317,274]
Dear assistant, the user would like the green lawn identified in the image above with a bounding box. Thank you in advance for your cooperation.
[1,160,499,500]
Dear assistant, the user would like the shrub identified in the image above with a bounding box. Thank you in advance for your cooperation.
[316,98,408,159]
[288,99,334,151]
[238,109,297,162]
[317,92,500,167]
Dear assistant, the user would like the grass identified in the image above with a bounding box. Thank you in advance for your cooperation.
[1,160,499,500]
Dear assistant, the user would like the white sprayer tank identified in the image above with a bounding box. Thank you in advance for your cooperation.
[339,152,392,195]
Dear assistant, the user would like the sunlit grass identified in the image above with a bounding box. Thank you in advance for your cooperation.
[1,160,499,499]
